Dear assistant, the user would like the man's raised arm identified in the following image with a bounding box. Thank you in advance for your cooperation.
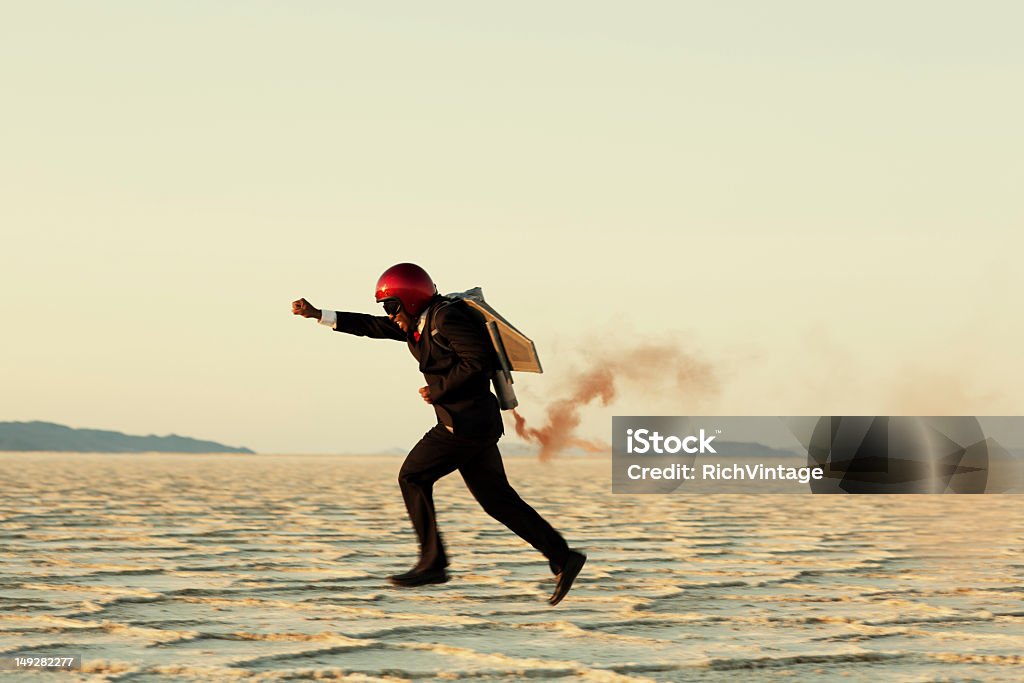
[291,297,405,341]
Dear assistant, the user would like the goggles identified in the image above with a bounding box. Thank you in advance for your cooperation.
[381,299,403,316]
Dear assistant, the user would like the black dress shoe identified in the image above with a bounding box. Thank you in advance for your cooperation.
[549,550,586,606]
[390,567,426,581]
[388,567,450,587]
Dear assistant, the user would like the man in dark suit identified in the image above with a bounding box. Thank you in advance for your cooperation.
[292,263,585,605]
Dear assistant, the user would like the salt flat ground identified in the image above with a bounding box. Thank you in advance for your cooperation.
[1,452,1022,682]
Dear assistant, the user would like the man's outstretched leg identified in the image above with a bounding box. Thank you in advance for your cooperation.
[459,442,586,605]
[393,425,462,586]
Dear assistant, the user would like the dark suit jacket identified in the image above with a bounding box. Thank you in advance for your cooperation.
[334,296,504,440]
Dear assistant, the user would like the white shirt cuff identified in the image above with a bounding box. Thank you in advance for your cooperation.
[318,310,337,329]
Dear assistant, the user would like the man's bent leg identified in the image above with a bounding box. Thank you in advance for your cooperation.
[399,426,463,570]
[459,443,571,571]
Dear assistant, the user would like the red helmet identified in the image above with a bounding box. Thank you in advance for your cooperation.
[375,263,437,317]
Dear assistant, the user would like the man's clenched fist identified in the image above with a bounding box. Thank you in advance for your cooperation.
[292,298,321,319]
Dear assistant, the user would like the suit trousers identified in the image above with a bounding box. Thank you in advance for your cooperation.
[398,424,571,573]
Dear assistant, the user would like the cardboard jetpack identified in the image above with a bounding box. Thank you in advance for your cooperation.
[443,288,543,410]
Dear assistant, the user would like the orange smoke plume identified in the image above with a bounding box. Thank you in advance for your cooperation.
[511,344,717,460]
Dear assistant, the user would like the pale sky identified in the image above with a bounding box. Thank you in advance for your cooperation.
[2,2,1022,454]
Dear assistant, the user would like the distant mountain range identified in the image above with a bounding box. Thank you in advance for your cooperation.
[0,421,254,454]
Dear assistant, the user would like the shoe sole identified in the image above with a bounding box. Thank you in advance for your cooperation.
[388,574,450,588]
